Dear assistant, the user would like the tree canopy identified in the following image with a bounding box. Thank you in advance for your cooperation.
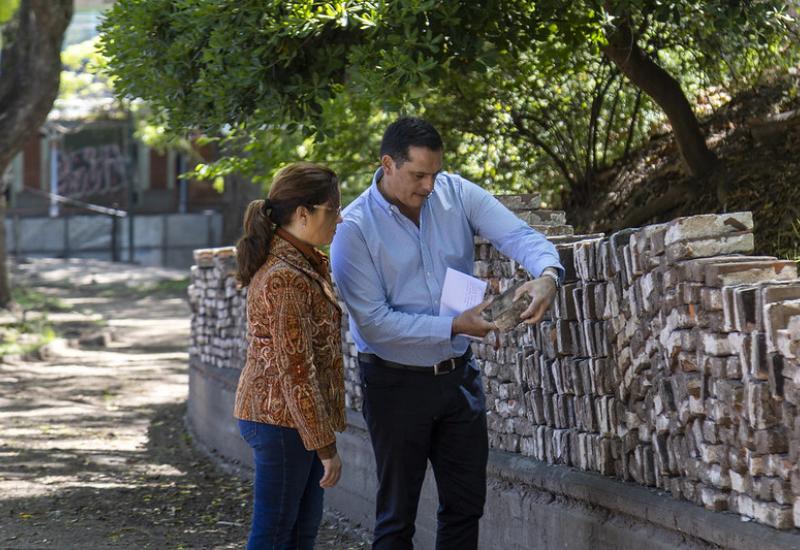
[99,1,798,203]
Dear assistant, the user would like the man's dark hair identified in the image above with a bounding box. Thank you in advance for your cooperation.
[379,117,443,165]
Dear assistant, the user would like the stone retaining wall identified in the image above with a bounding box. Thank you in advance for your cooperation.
[188,197,800,535]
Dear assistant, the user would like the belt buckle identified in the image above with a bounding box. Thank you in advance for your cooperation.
[433,358,456,376]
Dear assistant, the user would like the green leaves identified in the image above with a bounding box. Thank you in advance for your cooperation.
[0,0,19,25]
[98,0,799,204]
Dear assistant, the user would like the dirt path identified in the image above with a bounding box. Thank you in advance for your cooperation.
[0,258,369,549]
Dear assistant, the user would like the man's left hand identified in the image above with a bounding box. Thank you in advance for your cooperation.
[514,275,558,325]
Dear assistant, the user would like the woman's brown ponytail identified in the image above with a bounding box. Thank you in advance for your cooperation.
[235,199,275,286]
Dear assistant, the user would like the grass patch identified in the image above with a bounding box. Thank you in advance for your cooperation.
[2,286,74,357]
[0,319,56,357]
[774,218,800,263]
[11,287,71,313]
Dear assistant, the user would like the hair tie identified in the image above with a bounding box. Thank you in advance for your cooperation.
[261,199,274,216]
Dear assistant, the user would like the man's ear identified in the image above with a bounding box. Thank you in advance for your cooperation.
[380,154,394,176]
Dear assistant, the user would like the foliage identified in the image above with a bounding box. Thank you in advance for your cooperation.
[1,287,62,356]
[11,287,70,312]
[0,320,55,356]
[776,218,800,263]
[98,1,799,205]
[0,0,19,25]
[59,37,115,100]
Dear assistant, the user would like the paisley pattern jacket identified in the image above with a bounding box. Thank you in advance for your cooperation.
[234,234,345,454]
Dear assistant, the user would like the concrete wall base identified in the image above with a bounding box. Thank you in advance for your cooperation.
[187,361,800,550]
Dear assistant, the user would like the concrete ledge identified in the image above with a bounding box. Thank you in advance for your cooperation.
[187,358,251,468]
[488,452,800,550]
[187,362,800,549]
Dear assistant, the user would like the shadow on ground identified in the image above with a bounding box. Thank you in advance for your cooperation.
[2,401,368,549]
[1,258,369,549]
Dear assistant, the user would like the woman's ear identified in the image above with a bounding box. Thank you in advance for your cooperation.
[296,205,311,226]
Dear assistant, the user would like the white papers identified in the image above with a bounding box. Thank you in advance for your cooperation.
[438,267,487,317]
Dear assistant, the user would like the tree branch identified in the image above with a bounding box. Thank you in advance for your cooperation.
[602,6,717,177]
[511,111,577,188]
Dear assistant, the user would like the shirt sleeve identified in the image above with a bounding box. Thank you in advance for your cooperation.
[459,177,565,281]
[261,270,337,451]
[330,221,456,361]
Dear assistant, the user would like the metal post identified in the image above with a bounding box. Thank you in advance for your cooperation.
[49,136,59,218]
[111,214,119,262]
[205,209,214,246]
[63,214,70,259]
[122,116,136,263]
[161,213,169,267]
[178,153,187,214]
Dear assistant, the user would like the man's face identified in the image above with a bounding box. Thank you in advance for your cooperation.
[381,146,443,212]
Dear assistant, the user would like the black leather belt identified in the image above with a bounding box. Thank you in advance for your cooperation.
[358,348,472,376]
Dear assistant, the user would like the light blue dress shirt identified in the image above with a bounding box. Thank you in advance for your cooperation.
[330,168,564,367]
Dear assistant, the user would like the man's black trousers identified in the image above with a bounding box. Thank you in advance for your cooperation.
[359,356,489,550]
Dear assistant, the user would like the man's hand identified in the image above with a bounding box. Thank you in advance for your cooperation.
[452,297,495,338]
[320,454,342,488]
[514,275,557,325]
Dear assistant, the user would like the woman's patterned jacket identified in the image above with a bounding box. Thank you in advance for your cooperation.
[234,234,345,457]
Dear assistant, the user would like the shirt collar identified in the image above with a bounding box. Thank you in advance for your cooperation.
[275,227,328,277]
[368,167,394,215]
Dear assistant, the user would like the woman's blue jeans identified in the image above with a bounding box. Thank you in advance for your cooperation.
[238,419,324,550]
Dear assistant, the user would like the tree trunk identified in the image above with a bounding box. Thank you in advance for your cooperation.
[602,16,718,178]
[0,0,73,307]
[221,172,263,246]
[0,195,7,304]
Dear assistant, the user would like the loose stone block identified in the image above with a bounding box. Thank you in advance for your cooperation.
[764,299,800,353]
[752,499,794,529]
[705,260,798,288]
[664,212,753,246]
[666,233,755,262]
[730,470,752,493]
[794,498,800,528]
[746,381,779,430]
[700,485,729,511]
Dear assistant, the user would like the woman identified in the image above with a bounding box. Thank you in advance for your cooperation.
[233,162,346,549]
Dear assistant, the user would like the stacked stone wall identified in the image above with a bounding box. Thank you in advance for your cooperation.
[188,199,800,531]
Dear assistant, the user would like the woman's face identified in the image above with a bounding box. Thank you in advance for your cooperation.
[300,189,343,247]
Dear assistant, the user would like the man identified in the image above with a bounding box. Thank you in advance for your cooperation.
[330,117,563,549]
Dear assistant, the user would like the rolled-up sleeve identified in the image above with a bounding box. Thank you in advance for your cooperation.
[459,177,564,281]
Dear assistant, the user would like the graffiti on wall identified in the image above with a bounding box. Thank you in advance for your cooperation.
[57,144,127,197]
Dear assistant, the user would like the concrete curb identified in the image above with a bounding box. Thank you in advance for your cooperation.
[488,451,800,550]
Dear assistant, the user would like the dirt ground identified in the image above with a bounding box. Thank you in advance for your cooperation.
[0,258,370,549]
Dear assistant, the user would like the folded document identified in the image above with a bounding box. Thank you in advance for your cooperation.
[438,267,488,317]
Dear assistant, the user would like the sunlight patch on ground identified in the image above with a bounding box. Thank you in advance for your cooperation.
[13,258,188,287]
